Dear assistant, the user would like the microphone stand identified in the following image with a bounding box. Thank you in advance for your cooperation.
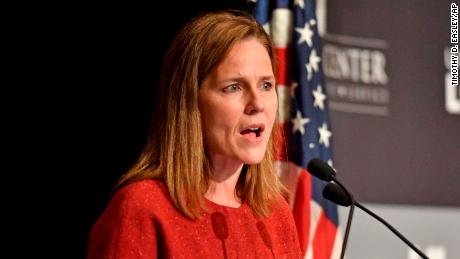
[331,177,355,259]
[310,158,430,259]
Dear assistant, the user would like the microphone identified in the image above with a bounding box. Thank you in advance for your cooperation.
[307,158,337,181]
[307,158,355,259]
[256,221,275,259]
[323,182,429,259]
[211,212,229,259]
[323,182,352,207]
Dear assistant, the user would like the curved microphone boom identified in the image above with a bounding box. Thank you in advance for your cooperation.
[323,182,429,259]
[307,158,355,259]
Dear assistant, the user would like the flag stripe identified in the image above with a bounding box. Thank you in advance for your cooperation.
[313,212,338,259]
[292,169,311,255]
[274,47,291,86]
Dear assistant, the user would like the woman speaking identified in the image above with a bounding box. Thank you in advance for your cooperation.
[87,10,301,259]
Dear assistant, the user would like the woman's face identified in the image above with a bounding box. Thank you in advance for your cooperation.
[199,37,278,166]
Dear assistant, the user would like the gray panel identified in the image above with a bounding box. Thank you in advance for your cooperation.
[338,204,460,259]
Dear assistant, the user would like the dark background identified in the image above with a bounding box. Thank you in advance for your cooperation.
[35,1,249,258]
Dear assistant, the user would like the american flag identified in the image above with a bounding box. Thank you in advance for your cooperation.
[252,0,341,258]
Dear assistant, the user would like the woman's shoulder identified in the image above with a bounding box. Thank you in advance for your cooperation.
[268,196,294,220]
[107,178,170,214]
[116,178,167,198]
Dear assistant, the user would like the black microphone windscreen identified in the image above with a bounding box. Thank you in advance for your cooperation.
[323,182,352,207]
[211,212,229,240]
[307,158,336,182]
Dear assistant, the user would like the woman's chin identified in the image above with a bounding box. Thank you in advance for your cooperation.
[241,155,266,165]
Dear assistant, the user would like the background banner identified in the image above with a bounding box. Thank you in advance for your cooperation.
[322,0,459,206]
[321,0,460,258]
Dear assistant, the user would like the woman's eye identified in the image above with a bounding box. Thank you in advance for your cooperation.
[262,82,273,91]
[223,84,240,93]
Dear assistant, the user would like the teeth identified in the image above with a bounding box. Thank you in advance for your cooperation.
[249,128,259,131]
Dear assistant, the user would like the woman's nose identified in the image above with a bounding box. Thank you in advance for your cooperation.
[244,90,265,115]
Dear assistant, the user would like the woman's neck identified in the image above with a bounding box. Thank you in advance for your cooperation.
[205,157,244,208]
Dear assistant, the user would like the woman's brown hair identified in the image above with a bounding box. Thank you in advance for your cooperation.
[117,9,285,219]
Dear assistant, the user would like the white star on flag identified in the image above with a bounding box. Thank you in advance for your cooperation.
[305,49,321,80]
[294,0,305,9]
[295,22,313,47]
[312,85,326,110]
[291,110,310,135]
[318,122,332,148]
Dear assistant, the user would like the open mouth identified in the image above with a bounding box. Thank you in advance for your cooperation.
[240,124,265,142]
[241,128,261,137]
